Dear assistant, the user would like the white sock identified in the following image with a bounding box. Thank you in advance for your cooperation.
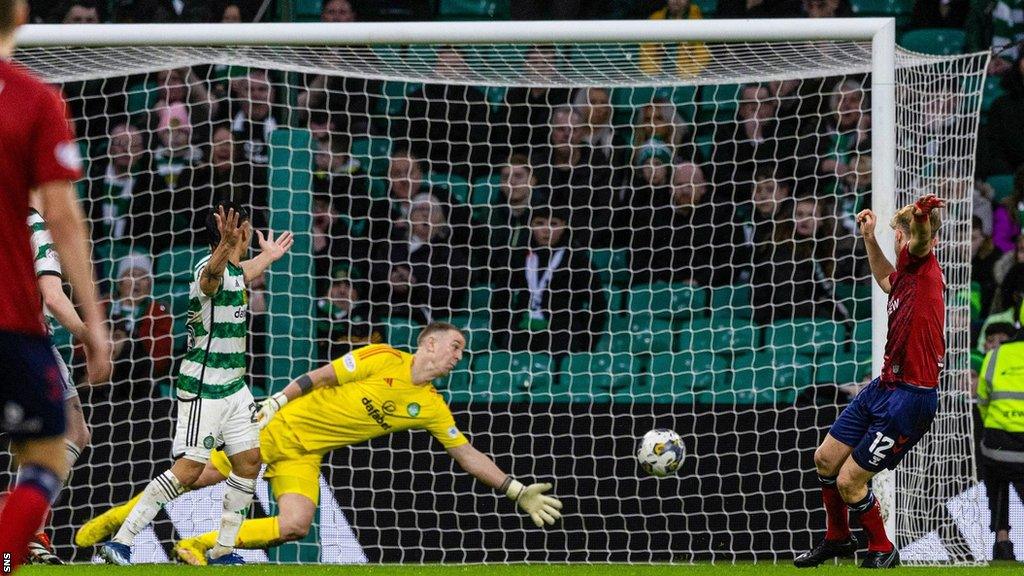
[112,470,185,546]
[209,473,256,559]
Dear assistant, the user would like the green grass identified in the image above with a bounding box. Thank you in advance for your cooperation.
[17,564,1024,576]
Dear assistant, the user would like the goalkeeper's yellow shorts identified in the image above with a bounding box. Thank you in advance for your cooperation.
[209,424,323,505]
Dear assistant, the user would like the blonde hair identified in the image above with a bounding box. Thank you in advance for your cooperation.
[890,204,942,239]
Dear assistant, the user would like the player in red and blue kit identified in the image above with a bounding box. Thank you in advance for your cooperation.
[795,194,946,569]
[0,1,111,570]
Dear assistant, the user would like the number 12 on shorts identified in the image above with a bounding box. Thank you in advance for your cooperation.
[868,432,895,466]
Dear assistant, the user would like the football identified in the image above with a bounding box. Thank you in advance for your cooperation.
[637,428,685,477]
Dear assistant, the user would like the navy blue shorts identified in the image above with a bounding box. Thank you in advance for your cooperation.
[829,377,937,473]
[0,330,66,440]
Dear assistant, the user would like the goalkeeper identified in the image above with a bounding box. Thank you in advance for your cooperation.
[77,322,562,562]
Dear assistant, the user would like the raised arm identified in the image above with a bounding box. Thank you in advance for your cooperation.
[856,209,895,294]
[200,207,245,297]
[239,229,294,284]
[447,442,563,527]
[255,362,338,428]
[909,194,944,258]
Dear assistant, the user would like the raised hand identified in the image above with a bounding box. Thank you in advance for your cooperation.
[214,206,246,250]
[856,209,877,239]
[256,229,294,263]
[913,194,945,216]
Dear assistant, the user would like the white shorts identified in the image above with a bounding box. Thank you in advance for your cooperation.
[172,386,260,463]
[51,345,77,401]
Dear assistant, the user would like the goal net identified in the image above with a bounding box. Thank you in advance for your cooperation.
[6,20,988,564]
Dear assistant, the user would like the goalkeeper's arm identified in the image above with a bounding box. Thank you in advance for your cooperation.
[256,363,338,428]
[446,443,563,527]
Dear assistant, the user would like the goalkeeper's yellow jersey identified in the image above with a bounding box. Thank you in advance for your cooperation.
[269,344,468,454]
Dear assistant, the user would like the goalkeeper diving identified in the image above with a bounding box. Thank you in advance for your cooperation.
[77,322,562,562]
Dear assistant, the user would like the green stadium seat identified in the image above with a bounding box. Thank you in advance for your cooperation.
[590,248,631,288]
[815,351,872,385]
[675,317,714,353]
[834,281,872,321]
[93,241,139,285]
[437,0,511,20]
[447,314,491,353]
[701,351,812,405]
[849,0,912,22]
[699,83,743,122]
[609,314,676,355]
[439,358,474,403]
[349,136,391,177]
[765,319,849,357]
[628,282,708,321]
[385,318,422,352]
[154,246,206,285]
[709,284,754,320]
[982,76,1007,115]
[426,172,471,205]
[468,285,492,313]
[470,174,501,223]
[558,352,641,400]
[709,318,758,353]
[293,0,322,20]
[989,174,1016,203]
[376,79,422,116]
[693,0,717,16]
[899,28,965,55]
[471,352,551,402]
[610,85,699,127]
[648,351,724,394]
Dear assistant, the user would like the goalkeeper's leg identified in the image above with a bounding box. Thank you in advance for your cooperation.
[175,492,316,565]
[76,462,227,547]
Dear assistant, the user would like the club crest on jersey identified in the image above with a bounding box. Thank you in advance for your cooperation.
[342,353,357,372]
[407,402,420,417]
[203,435,215,449]
[55,141,82,171]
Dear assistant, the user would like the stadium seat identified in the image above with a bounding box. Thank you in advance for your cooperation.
[765,319,849,357]
[471,352,551,402]
[440,358,474,403]
[385,318,422,351]
[708,318,758,354]
[698,83,743,123]
[647,351,725,397]
[833,281,872,321]
[154,246,206,285]
[293,0,322,21]
[468,285,492,313]
[675,317,714,353]
[608,314,676,355]
[590,248,631,288]
[349,136,391,176]
[93,240,139,285]
[628,282,708,321]
[559,352,641,400]
[692,0,717,16]
[982,76,1007,115]
[702,351,812,405]
[426,172,471,205]
[988,174,1016,203]
[437,0,511,20]
[709,284,754,320]
[447,315,491,353]
[815,350,872,385]
[470,174,501,223]
[376,79,422,116]
[899,28,965,55]
[849,0,913,26]
[610,85,699,127]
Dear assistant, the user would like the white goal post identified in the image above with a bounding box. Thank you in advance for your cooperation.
[10,19,988,564]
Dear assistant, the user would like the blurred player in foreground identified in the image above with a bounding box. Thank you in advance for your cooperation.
[78,322,562,563]
[795,194,945,569]
[0,0,111,569]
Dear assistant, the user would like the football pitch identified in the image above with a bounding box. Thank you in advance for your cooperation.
[17,564,1024,575]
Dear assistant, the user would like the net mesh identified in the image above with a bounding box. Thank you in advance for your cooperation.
[6,39,988,564]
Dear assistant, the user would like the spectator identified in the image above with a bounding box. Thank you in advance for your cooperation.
[311,195,359,297]
[627,161,739,287]
[532,106,616,247]
[59,0,101,22]
[990,1,1024,74]
[370,194,470,324]
[478,154,541,282]
[368,146,470,245]
[295,0,380,136]
[225,69,278,210]
[979,264,1024,353]
[638,0,710,76]
[84,122,176,252]
[104,254,174,397]
[114,0,212,22]
[219,2,243,22]
[752,196,851,323]
[152,102,201,187]
[315,271,382,361]
[631,97,693,164]
[492,46,572,156]
[391,46,490,179]
[175,123,264,245]
[801,0,849,18]
[991,167,1024,252]
[797,77,870,195]
[735,167,796,276]
[994,234,1024,293]
[711,83,798,202]
[716,0,801,17]
[573,87,616,161]
[493,206,606,355]
[613,139,673,247]
[149,66,213,143]
[911,0,970,29]
[974,216,1004,320]
[984,322,1016,353]
[980,54,1024,175]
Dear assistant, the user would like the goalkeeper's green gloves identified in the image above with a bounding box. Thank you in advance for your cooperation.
[256,392,288,430]
[505,479,563,527]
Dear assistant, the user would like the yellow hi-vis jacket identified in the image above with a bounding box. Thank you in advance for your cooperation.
[978,341,1024,462]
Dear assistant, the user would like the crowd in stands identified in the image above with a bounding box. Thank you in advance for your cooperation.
[30,0,1024,401]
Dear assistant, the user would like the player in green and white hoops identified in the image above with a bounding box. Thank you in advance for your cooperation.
[25,204,95,564]
[100,201,293,566]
